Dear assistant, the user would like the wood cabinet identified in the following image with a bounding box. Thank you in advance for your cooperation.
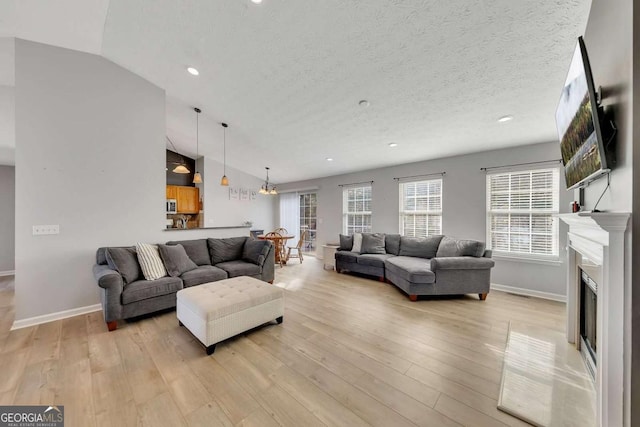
[166,185,177,199]
[166,185,199,213]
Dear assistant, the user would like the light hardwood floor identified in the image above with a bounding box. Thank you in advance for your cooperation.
[0,259,566,426]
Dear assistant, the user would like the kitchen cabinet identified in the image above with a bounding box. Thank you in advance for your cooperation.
[166,185,199,214]
[166,185,177,199]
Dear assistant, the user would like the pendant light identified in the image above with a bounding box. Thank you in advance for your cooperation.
[166,136,191,174]
[220,123,229,186]
[193,108,202,184]
[259,167,277,195]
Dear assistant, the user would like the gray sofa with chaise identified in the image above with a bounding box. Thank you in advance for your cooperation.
[93,237,275,331]
[335,233,494,301]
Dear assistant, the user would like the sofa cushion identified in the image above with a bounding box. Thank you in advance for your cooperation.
[384,234,401,256]
[357,253,394,268]
[208,237,247,265]
[361,233,386,254]
[158,244,198,277]
[242,239,271,265]
[136,243,168,281]
[335,250,358,263]
[385,256,435,284]
[122,276,183,305]
[180,265,228,287]
[166,239,211,266]
[436,236,485,258]
[351,233,363,253]
[399,235,444,259]
[215,260,261,278]
[105,247,142,285]
[339,234,353,251]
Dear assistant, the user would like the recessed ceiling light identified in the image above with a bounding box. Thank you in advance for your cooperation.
[326,158,334,162]
[359,100,370,108]
[497,115,513,123]
[187,67,199,76]
[251,0,262,3]
[388,142,398,147]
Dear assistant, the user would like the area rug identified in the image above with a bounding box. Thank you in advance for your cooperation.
[497,322,596,427]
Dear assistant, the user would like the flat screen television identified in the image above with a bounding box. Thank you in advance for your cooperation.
[555,37,610,190]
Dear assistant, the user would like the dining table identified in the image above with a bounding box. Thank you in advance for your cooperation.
[257,234,295,265]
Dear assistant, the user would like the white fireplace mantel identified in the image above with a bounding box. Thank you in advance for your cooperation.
[559,211,630,427]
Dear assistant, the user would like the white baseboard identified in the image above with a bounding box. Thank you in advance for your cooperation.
[0,270,14,277]
[11,304,102,330]
[491,283,566,303]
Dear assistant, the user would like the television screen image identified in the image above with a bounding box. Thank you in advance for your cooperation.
[556,37,607,190]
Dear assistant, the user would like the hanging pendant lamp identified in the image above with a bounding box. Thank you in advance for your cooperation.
[166,136,191,174]
[193,107,202,184]
[220,123,229,186]
[259,167,277,195]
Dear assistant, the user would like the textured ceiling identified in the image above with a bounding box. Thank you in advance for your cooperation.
[2,1,591,182]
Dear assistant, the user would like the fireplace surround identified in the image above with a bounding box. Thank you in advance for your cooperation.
[559,212,630,427]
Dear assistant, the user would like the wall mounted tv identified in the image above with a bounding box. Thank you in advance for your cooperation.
[556,36,612,190]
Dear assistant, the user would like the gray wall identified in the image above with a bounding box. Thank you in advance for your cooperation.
[201,157,275,231]
[0,165,14,272]
[278,141,572,297]
[580,0,634,424]
[14,40,275,322]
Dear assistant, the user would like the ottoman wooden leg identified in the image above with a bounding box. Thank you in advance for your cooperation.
[409,294,418,302]
[206,344,216,355]
[276,316,283,324]
[479,293,488,301]
[106,321,117,331]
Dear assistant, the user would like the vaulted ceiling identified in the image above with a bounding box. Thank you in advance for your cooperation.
[0,0,591,182]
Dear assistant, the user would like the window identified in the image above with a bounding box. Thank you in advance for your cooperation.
[299,193,317,250]
[399,179,442,237]
[343,185,372,234]
[487,168,560,258]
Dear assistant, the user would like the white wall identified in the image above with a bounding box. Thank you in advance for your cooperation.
[0,165,14,272]
[201,157,275,232]
[277,141,572,297]
[14,40,273,323]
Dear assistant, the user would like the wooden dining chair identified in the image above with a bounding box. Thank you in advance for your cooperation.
[286,230,307,264]
[273,227,288,235]
[265,231,285,268]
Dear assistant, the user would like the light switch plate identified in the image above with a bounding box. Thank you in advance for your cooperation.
[33,225,60,235]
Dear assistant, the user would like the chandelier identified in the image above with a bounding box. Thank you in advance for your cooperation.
[259,167,277,195]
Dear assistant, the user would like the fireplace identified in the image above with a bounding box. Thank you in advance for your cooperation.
[559,212,630,427]
[579,267,598,379]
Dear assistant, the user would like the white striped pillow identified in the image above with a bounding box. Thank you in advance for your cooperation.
[135,243,167,281]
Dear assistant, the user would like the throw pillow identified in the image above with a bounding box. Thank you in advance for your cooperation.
[105,247,142,284]
[243,239,271,266]
[361,233,386,254]
[384,234,401,255]
[157,244,198,277]
[351,233,363,253]
[166,239,211,266]
[436,236,485,257]
[135,243,168,280]
[339,234,353,251]
[208,237,247,265]
[399,235,444,259]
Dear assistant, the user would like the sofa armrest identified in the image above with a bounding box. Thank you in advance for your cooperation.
[430,257,495,270]
[93,264,124,292]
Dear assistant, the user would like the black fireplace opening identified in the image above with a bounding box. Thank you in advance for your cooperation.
[580,269,597,366]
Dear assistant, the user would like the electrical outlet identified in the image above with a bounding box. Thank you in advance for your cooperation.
[32,225,60,235]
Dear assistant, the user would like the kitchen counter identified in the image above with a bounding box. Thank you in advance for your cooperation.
[163,225,252,231]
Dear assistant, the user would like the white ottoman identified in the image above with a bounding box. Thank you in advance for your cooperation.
[177,276,284,355]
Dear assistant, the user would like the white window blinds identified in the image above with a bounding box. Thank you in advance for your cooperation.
[343,185,372,234]
[487,168,560,257]
[399,179,442,237]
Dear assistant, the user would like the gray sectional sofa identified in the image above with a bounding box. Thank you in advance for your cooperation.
[93,237,275,331]
[335,233,494,301]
